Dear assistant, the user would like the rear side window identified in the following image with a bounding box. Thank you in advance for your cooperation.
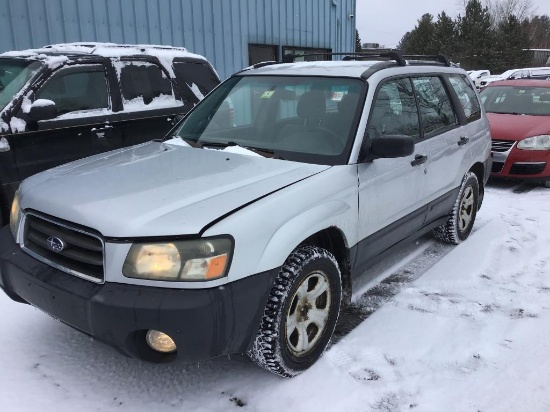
[173,62,219,104]
[116,61,181,110]
[412,77,457,137]
[37,65,109,116]
[368,78,420,140]
[448,75,481,122]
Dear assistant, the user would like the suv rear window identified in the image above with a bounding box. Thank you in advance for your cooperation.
[173,62,219,104]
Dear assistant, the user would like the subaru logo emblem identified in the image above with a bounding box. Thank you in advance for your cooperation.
[47,236,65,253]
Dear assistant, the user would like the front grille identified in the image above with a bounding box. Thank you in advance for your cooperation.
[23,214,104,282]
[509,162,546,175]
[491,139,515,152]
[492,161,505,173]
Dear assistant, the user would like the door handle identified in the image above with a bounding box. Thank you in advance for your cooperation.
[91,125,113,138]
[458,136,469,146]
[411,154,428,167]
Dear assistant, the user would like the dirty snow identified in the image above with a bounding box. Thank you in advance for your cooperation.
[1,181,550,411]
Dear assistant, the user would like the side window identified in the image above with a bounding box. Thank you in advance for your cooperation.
[448,75,481,122]
[368,78,420,140]
[173,62,219,104]
[36,66,109,116]
[412,76,457,137]
[116,61,180,110]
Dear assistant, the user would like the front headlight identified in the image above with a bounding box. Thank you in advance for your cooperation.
[122,237,233,281]
[517,135,550,150]
[9,190,21,240]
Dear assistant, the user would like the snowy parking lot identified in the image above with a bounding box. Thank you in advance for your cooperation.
[1,180,550,412]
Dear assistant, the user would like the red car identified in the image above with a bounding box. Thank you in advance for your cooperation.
[480,79,550,188]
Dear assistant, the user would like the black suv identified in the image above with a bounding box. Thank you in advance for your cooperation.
[0,42,220,225]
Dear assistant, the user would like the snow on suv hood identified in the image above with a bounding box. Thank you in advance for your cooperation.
[20,142,330,237]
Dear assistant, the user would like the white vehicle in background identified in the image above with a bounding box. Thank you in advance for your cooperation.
[479,67,550,89]
[468,69,491,88]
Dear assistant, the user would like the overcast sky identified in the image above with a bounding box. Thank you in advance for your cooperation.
[356,0,550,47]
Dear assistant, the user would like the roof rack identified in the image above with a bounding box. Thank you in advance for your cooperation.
[281,50,451,67]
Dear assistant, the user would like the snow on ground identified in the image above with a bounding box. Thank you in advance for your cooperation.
[1,181,550,412]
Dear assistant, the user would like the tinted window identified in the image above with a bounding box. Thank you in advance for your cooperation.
[118,61,176,107]
[368,78,420,140]
[173,62,219,104]
[37,67,109,115]
[448,75,481,121]
[412,77,457,137]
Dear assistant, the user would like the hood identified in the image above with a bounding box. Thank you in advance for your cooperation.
[487,113,550,141]
[20,142,330,237]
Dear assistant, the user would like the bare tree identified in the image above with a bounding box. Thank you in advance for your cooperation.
[485,0,536,24]
[456,0,536,26]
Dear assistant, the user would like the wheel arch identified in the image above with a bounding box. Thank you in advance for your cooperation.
[301,227,352,308]
[469,162,485,208]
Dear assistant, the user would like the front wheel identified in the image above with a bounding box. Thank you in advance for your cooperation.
[248,245,342,377]
[543,180,550,189]
[433,172,479,244]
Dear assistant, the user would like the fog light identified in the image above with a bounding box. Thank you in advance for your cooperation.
[146,330,177,353]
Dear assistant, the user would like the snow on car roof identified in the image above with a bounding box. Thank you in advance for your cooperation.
[240,60,382,77]
[0,42,208,63]
[241,60,463,78]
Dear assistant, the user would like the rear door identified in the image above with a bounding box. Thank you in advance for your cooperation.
[11,62,121,180]
[410,75,469,223]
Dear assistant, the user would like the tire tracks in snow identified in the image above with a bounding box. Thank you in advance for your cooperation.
[331,240,455,345]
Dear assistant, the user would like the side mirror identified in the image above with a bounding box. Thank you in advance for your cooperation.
[366,135,414,161]
[26,99,58,121]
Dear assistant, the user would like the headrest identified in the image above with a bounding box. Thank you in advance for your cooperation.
[297,90,326,121]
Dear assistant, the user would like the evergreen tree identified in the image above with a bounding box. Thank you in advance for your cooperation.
[526,15,550,48]
[456,0,494,69]
[433,12,457,59]
[398,14,437,54]
[494,15,532,72]
[355,29,363,52]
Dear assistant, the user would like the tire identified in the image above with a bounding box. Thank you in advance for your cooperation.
[248,245,342,377]
[543,180,550,189]
[433,171,479,245]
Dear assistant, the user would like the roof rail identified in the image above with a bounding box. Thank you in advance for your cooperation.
[282,50,450,67]
[234,60,280,75]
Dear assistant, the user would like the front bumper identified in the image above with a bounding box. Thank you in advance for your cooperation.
[491,146,550,182]
[0,227,277,362]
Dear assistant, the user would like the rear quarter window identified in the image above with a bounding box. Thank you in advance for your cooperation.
[448,74,482,122]
[173,62,219,105]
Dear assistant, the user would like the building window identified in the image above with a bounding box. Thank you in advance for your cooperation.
[248,44,278,66]
[283,47,332,62]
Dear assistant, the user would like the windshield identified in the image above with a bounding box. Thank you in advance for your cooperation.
[480,85,550,116]
[499,70,516,79]
[172,75,365,165]
[0,58,43,111]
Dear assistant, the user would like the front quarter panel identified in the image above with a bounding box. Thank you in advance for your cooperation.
[203,165,359,282]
